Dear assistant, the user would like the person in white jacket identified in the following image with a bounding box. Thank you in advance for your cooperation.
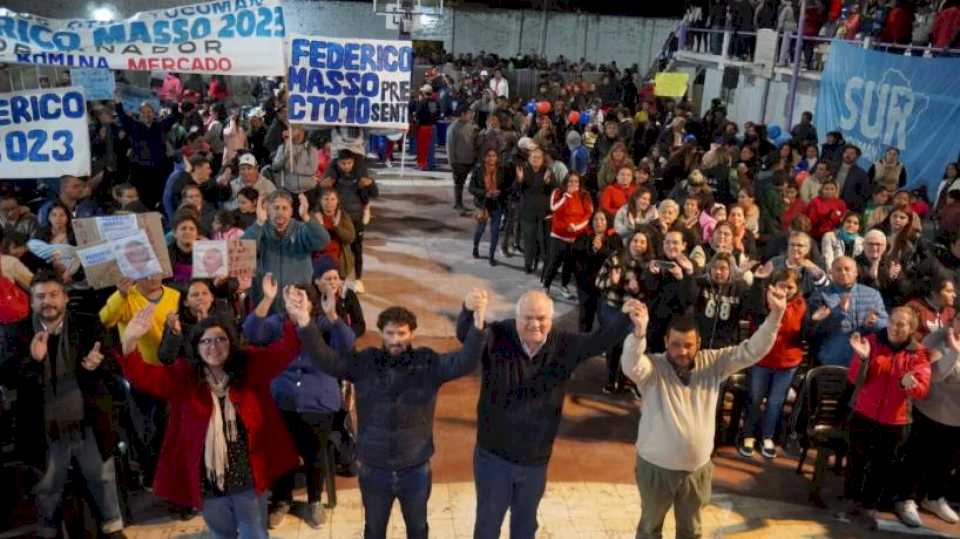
[621,285,787,539]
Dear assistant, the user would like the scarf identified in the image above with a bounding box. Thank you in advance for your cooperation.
[837,228,858,244]
[33,313,85,442]
[204,369,238,492]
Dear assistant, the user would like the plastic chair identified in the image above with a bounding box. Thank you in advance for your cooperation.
[793,365,849,507]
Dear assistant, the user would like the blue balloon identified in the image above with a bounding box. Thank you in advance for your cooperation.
[776,133,792,146]
[767,124,782,140]
[579,111,590,125]
[526,101,536,114]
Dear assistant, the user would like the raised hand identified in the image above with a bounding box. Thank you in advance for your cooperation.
[901,372,918,390]
[298,193,310,222]
[468,289,489,329]
[811,304,831,322]
[82,342,104,371]
[623,299,648,337]
[320,286,338,320]
[515,165,524,182]
[117,278,134,297]
[766,284,788,313]
[849,332,870,359]
[256,195,268,225]
[675,255,694,275]
[122,304,156,354]
[166,312,182,335]
[283,286,312,328]
[888,261,902,280]
[611,266,623,284]
[30,331,49,362]
[261,273,278,300]
[754,261,774,280]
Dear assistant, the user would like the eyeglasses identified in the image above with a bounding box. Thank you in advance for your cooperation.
[199,336,229,346]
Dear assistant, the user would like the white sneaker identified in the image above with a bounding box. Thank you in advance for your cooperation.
[895,499,923,528]
[738,437,755,458]
[922,497,960,524]
[761,438,776,459]
[353,279,365,294]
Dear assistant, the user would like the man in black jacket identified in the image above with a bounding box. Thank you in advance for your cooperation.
[459,290,642,539]
[15,272,124,538]
[302,288,489,539]
[835,144,871,213]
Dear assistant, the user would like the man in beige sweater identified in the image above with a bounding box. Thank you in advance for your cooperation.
[621,285,787,538]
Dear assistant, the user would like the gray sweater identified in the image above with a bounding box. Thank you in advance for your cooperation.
[446,119,477,166]
[917,330,960,427]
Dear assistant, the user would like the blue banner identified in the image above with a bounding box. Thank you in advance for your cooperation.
[70,68,116,100]
[815,42,960,197]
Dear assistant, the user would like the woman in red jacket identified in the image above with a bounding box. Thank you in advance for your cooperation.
[543,172,593,299]
[118,283,313,538]
[843,306,931,529]
[805,180,847,241]
[906,274,957,342]
[740,268,806,459]
[599,165,637,219]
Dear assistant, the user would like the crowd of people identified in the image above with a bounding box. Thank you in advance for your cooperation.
[681,0,960,67]
[0,39,959,539]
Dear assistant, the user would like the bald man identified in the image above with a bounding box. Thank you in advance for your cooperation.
[457,291,642,539]
[806,256,889,366]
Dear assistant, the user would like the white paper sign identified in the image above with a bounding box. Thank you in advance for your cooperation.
[0,86,92,178]
[76,242,116,267]
[95,214,140,241]
[112,230,163,280]
[192,240,230,278]
[0,0,286,76]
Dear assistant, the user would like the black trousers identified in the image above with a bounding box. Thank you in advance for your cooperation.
[452,164,472,207]
[272,410,335,505]
[844,413,909,510]
[351,221,366,279]
[521,219,549,272]
[541,237,574,289]
[900,409,960,502]
[575,269,601,332]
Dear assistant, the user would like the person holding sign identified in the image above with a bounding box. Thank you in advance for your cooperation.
[300,288,489,539]
[271,127,319,195]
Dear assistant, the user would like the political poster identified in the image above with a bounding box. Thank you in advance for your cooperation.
[286,35,414,129]
[654,72,689,98]
[69,68,115,100]
[73,212,172,288]
[0,0,286,76]
[192,239,256,279]
[117,84,161,116]
[0,86,91,178]
[815,42,960,197]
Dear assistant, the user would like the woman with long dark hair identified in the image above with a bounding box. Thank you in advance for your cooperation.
[573,211,621,333]
[118,280,319,538]
[469,148,509,266]
[542,173,593,299]
[158,278,236,365]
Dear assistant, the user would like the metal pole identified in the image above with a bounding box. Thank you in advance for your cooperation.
[785,0,807,129]
[400,133,408,179]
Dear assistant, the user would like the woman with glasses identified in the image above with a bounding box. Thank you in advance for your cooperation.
[117,278,321,539]
[754,231,827,298]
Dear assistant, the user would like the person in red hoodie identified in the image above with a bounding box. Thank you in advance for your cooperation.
[805,180,847,241]
[780,182,807,231]
[599,165,637,220]
[117,282,315,538]
[842,306,931,530]
[879,0,916,45]
[740,268,807,459]
[931,0,960,51]
[543,172,593,299]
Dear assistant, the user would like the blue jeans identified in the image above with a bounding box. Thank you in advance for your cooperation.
[359,461,431,539]
[744,366,798,440]
[34,427,123,537]
[473,447,547,539]
[473,207,504,259]
[202,489,268,539]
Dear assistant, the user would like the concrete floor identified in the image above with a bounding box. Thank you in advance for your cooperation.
[47,182,960,538]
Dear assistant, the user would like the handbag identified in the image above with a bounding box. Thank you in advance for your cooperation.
[474,208,490,223]
[0,259,29,324]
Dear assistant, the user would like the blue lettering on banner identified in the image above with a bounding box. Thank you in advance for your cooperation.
[288,36,412,128]
[0,128,75,163]
[815,42,960,198]
[0,91,85,126]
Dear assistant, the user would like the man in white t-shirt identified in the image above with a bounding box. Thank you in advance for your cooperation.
[621,286,787,538]
[489,69,509,99]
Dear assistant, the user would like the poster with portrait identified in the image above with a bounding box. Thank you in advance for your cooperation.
[112,231,163,280]
[192,239,256,279]
[72,212,172,289]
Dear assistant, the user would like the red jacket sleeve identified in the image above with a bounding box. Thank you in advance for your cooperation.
[902,349,932,401]
[117,349,188,401]
[245,320,303,384]
[599,187,616,215]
